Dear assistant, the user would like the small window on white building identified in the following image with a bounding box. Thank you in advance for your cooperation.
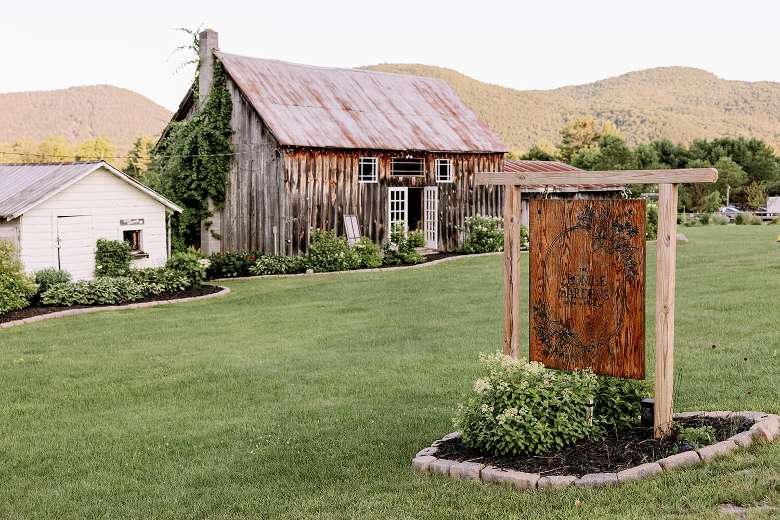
[359,157,378,183]
[123,229,142,252]
[436,159,453,183]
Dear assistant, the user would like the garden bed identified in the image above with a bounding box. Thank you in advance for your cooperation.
[0,284,223,324]
[432,416,752,477]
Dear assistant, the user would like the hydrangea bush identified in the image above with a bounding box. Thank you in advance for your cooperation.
[460,215,528,254]
[454,352,649,456]
[454,353,598,456]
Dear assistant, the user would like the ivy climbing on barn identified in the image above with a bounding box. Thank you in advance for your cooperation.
[153,60,233,251]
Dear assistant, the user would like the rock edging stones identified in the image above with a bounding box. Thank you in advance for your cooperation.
[0,286,231,330]
[411,411,780,490]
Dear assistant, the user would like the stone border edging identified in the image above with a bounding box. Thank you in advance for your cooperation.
[412,411,780,490]
[0,286,231,331]
[212,251,511,282]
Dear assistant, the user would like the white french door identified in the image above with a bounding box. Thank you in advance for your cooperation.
[388,187,408,238]
[424,186,438,249]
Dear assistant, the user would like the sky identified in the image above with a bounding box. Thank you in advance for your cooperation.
[2,0,780,111]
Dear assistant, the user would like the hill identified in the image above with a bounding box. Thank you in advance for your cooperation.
[3,67,780,156]
[364,64,780,152]
[0,85,171,154]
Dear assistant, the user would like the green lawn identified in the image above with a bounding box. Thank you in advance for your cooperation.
[1,226,778,519]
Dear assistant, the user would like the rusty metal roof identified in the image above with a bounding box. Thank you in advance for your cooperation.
[0,161,181,219]
[215,52,507,153]
[504,160,624,192]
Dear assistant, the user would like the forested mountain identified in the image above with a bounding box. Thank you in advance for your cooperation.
[3,66,780,157]
[0,85,171,155]
[364,65,780,152]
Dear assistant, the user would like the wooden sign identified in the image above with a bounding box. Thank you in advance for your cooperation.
[529,199,646,379]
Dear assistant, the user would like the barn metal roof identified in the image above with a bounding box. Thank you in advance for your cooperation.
[0,161,181,220]
[215,52,507,153]
[504,160,624,193]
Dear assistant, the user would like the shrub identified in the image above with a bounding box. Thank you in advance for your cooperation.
[680,214,699,227]
[0,240,37,314]
[206,250,262,279]
[461,215,504,254]
[407,229,425,248]
[249,255,305,276]
[128,268,190,295]
[710,214,729,225]
[646,203,658,240]
[676,425,716,450]
[41,277,144,306]
[698,212,712,225]
[304,229,358,272]
[34,268,71,295]
[735,212,762,225]
[95,239,131,276]
[454,353,599,456]
[352,237,383,269]
[518,224,529,250]
[165,247,206,286]
[592,376,651,432]
[383,224,425,266]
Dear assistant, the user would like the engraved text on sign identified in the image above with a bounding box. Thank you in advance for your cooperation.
[529,200,646,379]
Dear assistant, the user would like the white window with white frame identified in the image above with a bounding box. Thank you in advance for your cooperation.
[435,158,453,183]
[359,157,378,183]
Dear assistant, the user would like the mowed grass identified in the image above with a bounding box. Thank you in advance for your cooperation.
[0,226,778,519]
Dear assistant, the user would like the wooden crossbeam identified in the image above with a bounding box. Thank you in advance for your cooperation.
[476,168,717,186]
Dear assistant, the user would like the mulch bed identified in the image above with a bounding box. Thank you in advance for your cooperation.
[418,252,462,263]
[0,284,223,324]
[434,416,753,477]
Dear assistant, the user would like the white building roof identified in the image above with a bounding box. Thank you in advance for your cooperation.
[0,161,182,220]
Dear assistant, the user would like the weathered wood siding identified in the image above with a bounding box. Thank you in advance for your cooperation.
[279,150,504,254]
[220,81,285,253]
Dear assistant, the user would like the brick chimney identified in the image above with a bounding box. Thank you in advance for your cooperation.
[198,29,223,254]
[198,29,219,107]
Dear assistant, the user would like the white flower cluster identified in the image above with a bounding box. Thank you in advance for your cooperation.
[473,378,492,395]
[496,406,520,425]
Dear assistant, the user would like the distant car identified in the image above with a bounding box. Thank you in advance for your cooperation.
[719,206,741,220]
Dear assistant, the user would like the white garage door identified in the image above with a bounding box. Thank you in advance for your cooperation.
[56,216,94,280]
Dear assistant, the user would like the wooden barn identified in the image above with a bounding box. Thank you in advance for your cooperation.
[168,30,507,255]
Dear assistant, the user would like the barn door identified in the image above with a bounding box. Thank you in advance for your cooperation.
[388,187,408,238]
[424,186,438,249]
[56,215,94,280]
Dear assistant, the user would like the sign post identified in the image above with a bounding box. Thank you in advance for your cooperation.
[477,169,717,438]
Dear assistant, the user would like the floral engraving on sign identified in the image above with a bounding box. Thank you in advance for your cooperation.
[533,302,596,362]
[533,204,640,361]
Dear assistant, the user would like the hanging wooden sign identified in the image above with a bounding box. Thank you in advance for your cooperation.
[529,199,646,379]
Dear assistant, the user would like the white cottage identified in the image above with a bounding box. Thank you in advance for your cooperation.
[0,161,181,280]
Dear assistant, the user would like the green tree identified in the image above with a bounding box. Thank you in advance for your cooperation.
[744,181,767,209]
[37,136,74,162]
[76,137,116,162]
[520,143,560,161]
[125,136,155,183]
[651,139,690,168]
[559,117,600,161]
[712,156,747,205]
